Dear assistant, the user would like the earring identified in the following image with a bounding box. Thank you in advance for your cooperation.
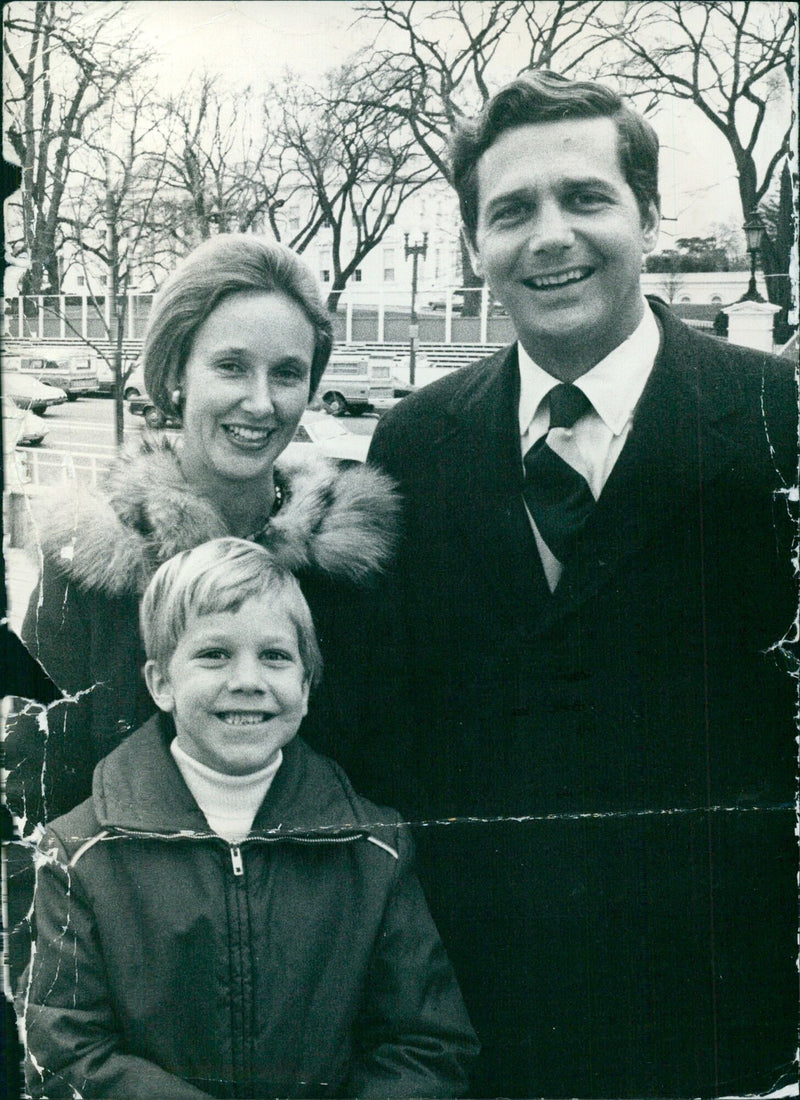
[171,386,182,407]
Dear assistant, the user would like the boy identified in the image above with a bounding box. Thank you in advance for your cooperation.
[21,538,478,1099]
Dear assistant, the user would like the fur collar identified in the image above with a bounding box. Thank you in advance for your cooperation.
[30,435,399,596]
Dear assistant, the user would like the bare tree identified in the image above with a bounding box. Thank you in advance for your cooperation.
[160,74,296,252]
[354,0,608,308]
[57,79,177,444]
[357,0,607,177]
[607,0,796,331]
[278,63,437,311]
[3,0,151,294]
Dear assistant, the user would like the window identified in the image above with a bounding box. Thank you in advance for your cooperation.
[711,295,722,304]
[354,269,362,282]
[321,269,330,282]
[288,206,301,233]
[679,295,691,303]
[383,249,395,283]
[76,275,85,287]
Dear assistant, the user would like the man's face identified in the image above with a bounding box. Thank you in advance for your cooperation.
[466,117,660,375]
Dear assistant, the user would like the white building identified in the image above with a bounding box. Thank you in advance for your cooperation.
[275,179,463,306]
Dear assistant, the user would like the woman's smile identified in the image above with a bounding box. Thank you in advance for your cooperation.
[222,423,276,448]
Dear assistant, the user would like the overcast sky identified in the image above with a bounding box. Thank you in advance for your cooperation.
[121,0,790,243]
[19,1,796,245]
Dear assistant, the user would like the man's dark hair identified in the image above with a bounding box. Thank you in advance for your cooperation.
[451,70,660,243]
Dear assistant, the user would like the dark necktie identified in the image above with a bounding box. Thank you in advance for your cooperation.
[522,383,595,563]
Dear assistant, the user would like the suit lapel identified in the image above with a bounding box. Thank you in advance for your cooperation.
[439,346,551,625]
[540,307,749,628]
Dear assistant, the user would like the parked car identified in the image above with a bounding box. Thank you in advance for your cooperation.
[426,292,507,316]
[428,291,466,312]
[128,394,178,428]
[286,412,369,464]
[94,359,145,397]
[6,352,98,399]
[93,359,114,393]
[2,394,49,445]
[122,362,146,400]
[3,372,67,414]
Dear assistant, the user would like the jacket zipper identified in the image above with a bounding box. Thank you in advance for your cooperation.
[276,834,365,845]
[228,834,364,878]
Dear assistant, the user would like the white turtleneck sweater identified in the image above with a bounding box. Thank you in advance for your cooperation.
[170,740,283,844]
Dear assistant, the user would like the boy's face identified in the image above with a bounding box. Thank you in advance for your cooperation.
[146,596,309,776]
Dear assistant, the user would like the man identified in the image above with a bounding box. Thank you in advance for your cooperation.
[360,73,797,1098]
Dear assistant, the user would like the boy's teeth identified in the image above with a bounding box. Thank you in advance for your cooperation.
[220,713,268,726]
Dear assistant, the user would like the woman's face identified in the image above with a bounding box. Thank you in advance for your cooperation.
[179,291,315,490]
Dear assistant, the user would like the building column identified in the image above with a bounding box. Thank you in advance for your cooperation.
[721,300,781,353]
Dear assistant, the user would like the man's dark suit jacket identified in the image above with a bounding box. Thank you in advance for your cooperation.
[351,301,797,1099]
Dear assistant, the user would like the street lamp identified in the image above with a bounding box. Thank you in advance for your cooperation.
[741,208,766,302]
[404,231,428,387]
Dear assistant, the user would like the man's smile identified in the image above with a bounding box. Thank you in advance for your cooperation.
[521,267,594,290]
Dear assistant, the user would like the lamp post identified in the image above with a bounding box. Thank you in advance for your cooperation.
[741,208,766,302]
[404,231,428,386]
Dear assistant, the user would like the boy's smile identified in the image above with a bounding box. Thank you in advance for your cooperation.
[146,597,309,776]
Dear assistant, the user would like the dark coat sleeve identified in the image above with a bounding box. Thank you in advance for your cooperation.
[5,562,98,827]
[346,826,479,1098]
[21,554,94,694]
[6,557,149,826]
[23,829,211,1100]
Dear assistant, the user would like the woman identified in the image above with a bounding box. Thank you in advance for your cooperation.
[9,235,398,826]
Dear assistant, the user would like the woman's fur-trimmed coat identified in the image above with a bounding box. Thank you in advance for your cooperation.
[9,436,399,826]
[34,434,399,595]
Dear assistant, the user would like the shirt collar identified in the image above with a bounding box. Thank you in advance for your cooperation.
[518,301,661,437]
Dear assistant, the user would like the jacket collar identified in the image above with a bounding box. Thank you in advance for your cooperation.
[92,713,376,839]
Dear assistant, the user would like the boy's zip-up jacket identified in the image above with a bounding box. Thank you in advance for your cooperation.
[23,715,478,1099]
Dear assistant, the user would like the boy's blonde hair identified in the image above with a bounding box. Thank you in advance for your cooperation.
[140,538,323,691]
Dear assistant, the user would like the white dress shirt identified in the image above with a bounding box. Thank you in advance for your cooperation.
[518,302,661,590]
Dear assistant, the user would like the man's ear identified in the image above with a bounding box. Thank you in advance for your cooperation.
[641,200,661,255]
[462,224,483,277]
[144,659,175,713]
